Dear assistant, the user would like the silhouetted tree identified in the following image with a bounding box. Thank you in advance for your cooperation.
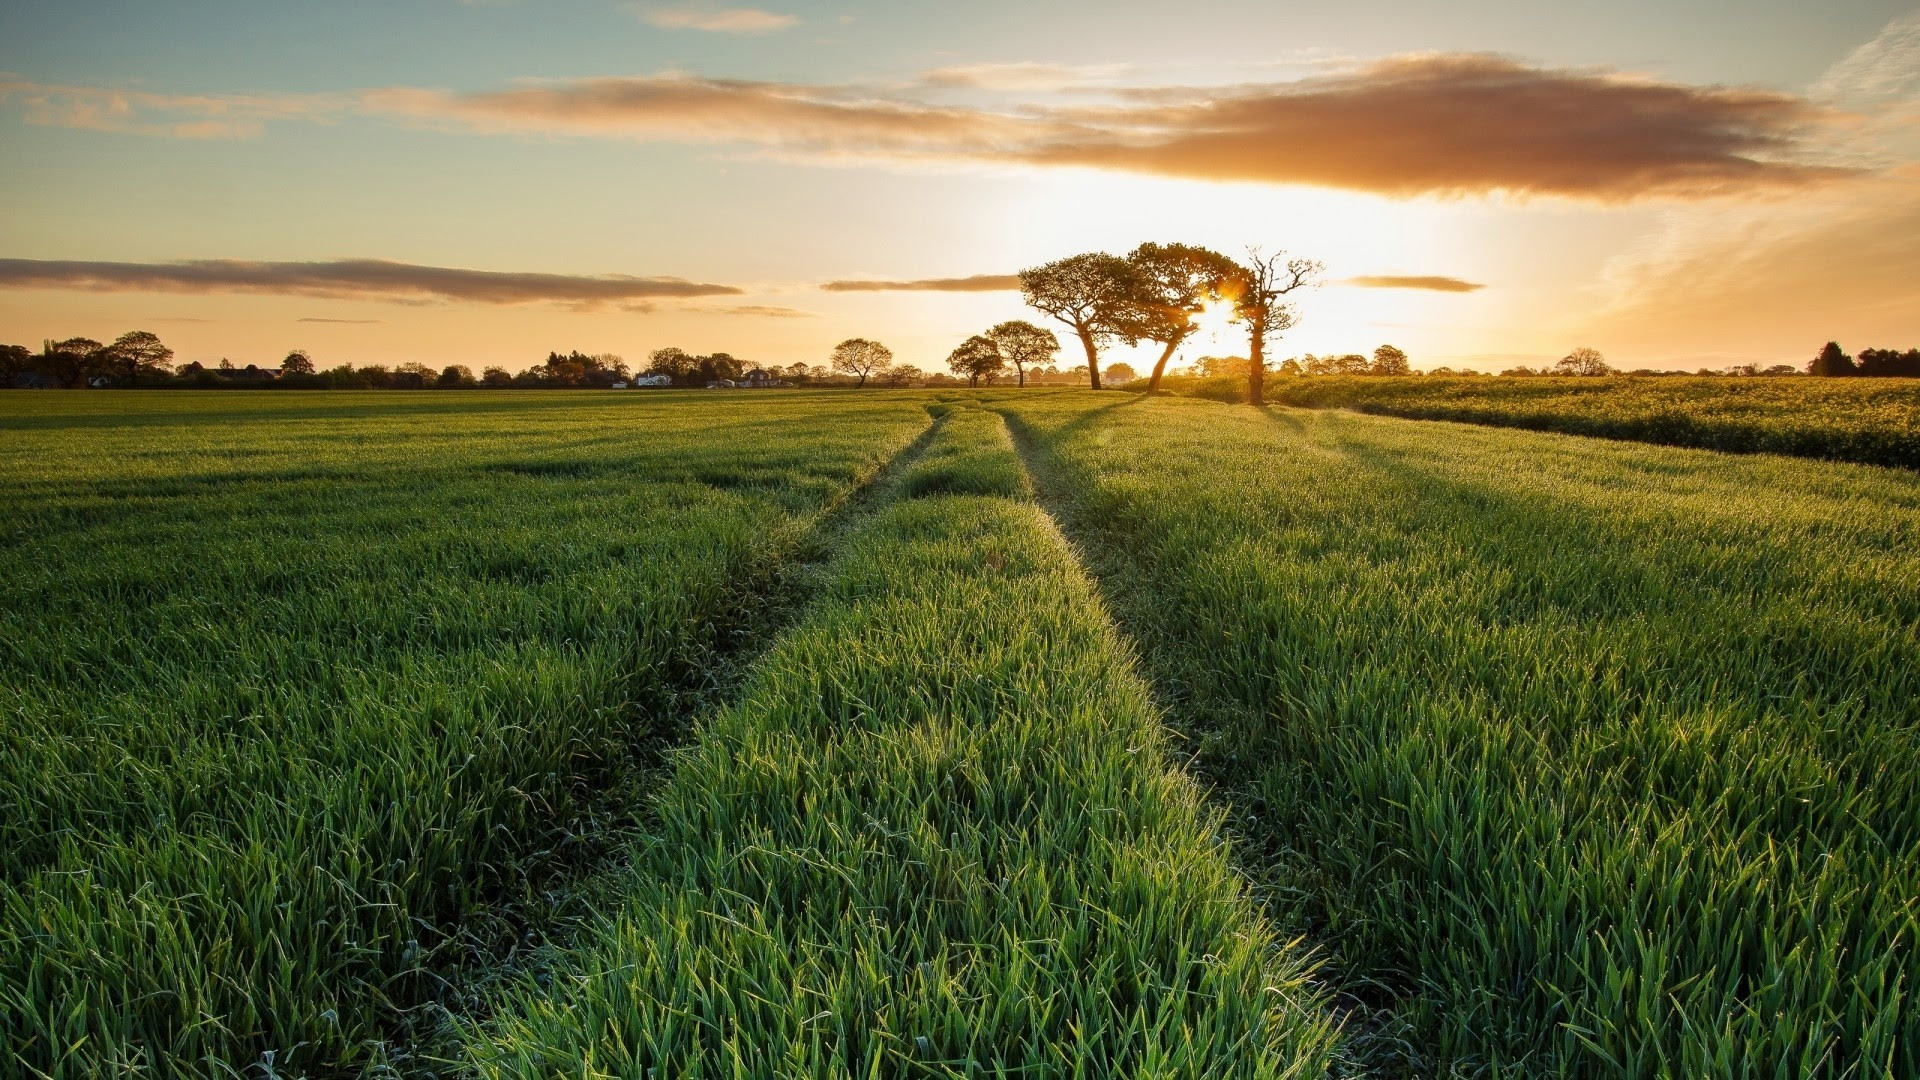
[103,330,173,386]
[41,337,105,388]
[1274,357,1303,376]
[880,364,923,388]
[1808,341,1854,376]
[438,364,476,387]
[1855,347,1920,377]
[830,338,891,387]
[1104,361,1138,384]
[281,349,315,375]
[983,320,1057,388]
[947,335,1004,387]
[0,343,31,387]
[1371,344,1411,376]
[481,366,513,387]
[1554,347,1614,376]
[1124,242,1240,392]
[1230,249,1322,406]
[1020,252,1136,391]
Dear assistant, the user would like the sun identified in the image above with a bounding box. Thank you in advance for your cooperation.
[1189,297,1241,351]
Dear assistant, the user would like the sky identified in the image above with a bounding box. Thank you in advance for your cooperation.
[2,0,1917,375]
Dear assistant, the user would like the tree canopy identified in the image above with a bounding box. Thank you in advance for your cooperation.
[983,321,1058,388]
[829,338,892,387]
[1019,253,1136,391]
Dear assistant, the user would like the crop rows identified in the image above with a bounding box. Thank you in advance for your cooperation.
[457,405,1343,1076]
[1004,395,1920,1077]
[0,391,930,1076]
[1251,375,1920,468]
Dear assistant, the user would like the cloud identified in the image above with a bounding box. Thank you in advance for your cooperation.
[0,258,742,309]
[1342,274,1485,292]
[637,6,798,33]
[820,274,1022,292]
[1586,13,1920,358]
[7,54,1853,200]
[361,56,1846,200]
[919,62,1130,93]
[0,77,338,138]
[692,304,813,317]
[298,316,385,323]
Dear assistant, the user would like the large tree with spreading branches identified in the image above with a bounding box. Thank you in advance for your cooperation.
[1019,253,1136,391]
[1124,242,1240,393]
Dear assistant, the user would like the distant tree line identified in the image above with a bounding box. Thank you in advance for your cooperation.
[1808,342,1920,377]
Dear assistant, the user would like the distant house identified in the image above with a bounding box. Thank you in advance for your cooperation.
[633,374,672,387]
[705,379,737,389]
[610,381,628,389]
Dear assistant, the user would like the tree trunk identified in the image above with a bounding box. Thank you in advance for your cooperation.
[1147,338,1180,394]
[1248,319,1266,407]
[1016,364,1025,388]
[1081,329,1102,391]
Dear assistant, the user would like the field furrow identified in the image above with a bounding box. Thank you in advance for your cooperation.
[999,394,1920,1078]
[0,391,933,1077]
[458,404,1347,1077]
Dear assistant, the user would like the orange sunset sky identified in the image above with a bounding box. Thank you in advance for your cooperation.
[2,1,1917,374]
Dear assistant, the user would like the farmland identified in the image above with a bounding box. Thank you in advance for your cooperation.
[4,389,1918,1078]
[0,391,931,1075]
[1244,375,1920,468]
[1004,395,1920,1076]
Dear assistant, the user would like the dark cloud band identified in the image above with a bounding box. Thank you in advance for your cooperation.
[0,257,742,307]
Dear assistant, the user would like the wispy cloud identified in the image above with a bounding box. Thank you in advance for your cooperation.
[1588,12,1920,356]
[0,76,339,138]
[0,258,742,309]
[820,274,1021,292]
[692,303,814,317]
[637,6,798,34]
[1342,274,1485,292]
[919,62,1131,93]
[298,316,385,323]
[5,54,1855,200]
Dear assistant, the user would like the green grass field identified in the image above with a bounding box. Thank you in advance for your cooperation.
[1238,375,1920,468]
[4,389,1916,1078]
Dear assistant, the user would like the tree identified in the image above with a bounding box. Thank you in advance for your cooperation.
[1808,341,1854,376]
[647,347,697,382]
[1104,361,1138,384]
[1554,347,1614,376]
[1274,357,1303,376]
[1371,344,1411,376]
[281,349,316,375]
[438,364,476,387]
[1229,249,1322,406]
[1857,348,1920,377]
[481,366,513,387]
[104,330,173,386]
[947,335,1004,388]
[41,337,105,388]
[1123,242,1240,393]
[880,364,923,388]
[0,343,30,387]
[830,338,892,387]
[1019,252,1136,391]
[1307,353,1370,375]
[698,352,745,384]
[983,320,1058,388]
